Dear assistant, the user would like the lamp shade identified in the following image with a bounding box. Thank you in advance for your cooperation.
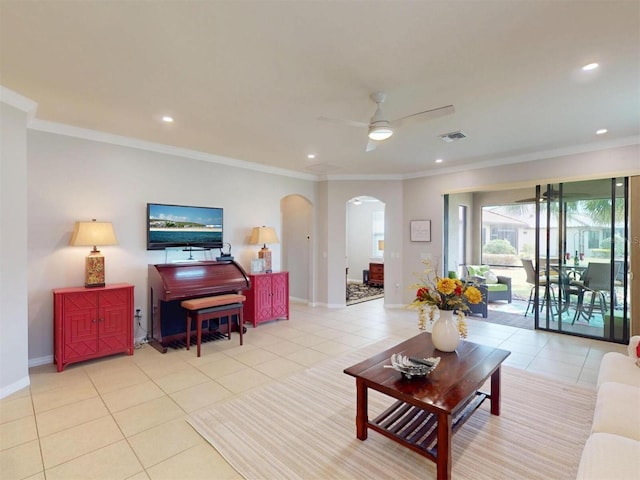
[70,220,118,249]
[378,239,384,251]
[249,226,279,246]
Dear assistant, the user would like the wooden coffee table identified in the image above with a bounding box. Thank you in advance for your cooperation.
[343,333,510,480]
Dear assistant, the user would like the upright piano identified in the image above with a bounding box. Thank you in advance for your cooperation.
[148,260,251,353]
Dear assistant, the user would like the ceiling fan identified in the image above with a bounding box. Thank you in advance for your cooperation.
[318,92,455,152]
[516,187,591,203]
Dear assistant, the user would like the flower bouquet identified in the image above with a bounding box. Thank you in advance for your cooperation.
[408,260,483,338]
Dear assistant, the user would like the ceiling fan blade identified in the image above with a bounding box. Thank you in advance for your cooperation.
[317,116,369,128]
[391,105,455,128]
[365,139,377,152]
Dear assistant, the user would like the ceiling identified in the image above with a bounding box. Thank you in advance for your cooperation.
[1,1,638,178]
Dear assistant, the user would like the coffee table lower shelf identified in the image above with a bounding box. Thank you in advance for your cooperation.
[369,391,488,458]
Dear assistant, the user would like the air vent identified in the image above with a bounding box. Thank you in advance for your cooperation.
[439,131,467,143]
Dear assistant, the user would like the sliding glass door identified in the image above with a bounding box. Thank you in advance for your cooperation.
[535,178,630,343]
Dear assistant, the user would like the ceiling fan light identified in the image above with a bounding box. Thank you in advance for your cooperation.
[368,125,393,141]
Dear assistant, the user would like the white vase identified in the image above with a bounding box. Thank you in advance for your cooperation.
[431,309,460,352]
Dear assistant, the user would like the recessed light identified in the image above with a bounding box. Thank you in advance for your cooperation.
[616,182,623,187]
[596,128,608,135]
[435,158,443,163]
[582,63,599,71]
[307,154,316,159]
[161,115,174,123]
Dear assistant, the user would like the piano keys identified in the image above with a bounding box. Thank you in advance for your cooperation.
[148,260,250,353]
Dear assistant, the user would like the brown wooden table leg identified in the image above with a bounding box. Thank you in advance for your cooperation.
[490,366,502,415]
[436,412,452,480]
[196,315,202,357]
[355,378,368,440]
[186,314,191,351]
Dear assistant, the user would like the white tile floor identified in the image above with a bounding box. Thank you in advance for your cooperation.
[1,299,628,480]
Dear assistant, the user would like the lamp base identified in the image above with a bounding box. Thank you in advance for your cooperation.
[259,247,272,273]
[85,251,106,288]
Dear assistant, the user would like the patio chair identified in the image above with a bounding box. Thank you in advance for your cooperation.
[571,262,622,324]
[522,259,556,316]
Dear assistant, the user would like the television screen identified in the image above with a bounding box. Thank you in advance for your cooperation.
[147,203,223,250]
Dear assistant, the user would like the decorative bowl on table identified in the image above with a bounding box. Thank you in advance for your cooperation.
[385,353,441,379]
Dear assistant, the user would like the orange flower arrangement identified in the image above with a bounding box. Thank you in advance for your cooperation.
[409,260,483,338]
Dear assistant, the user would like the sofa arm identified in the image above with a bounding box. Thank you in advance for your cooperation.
[497,276,511,288]
[576,433,640,480]
[627,336,640,358]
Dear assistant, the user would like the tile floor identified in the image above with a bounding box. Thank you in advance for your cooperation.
[1,300,628,480]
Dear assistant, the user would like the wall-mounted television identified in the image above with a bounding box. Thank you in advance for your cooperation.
[147,203,224,250]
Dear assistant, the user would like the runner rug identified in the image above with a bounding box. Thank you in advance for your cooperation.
[346,282,384,305]
[188,338,595,480]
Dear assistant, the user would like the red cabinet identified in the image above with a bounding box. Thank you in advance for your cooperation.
[243,272,289,327]
[53,283,134,372]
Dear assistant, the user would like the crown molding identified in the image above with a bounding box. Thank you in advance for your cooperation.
[28,119,319,182]
[402,136,640,180]
[0,86,38,121]
[25,116,639,183]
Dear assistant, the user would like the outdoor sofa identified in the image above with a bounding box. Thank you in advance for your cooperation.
[462,265,512,318]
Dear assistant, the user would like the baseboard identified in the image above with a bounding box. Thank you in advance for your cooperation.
[0,375,30,400]
[29,354,53,368]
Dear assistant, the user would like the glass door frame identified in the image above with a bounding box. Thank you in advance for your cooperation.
[533,178,630,344]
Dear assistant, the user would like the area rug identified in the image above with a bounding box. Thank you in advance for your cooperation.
[346,282,384,305]
[188,338,595,480]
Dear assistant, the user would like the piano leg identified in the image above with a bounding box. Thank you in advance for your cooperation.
[149,338,168,354]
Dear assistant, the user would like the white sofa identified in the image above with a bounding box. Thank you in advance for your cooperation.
[576,336,640,479]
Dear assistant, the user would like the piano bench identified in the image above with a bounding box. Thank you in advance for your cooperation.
[182,294,246,357]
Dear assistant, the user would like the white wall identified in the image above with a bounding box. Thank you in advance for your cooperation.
[26,130,316,363]
[0,96,31,397]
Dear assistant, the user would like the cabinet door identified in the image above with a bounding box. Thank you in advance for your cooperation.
[98,288,131,354]
[271,273,289,318]
[63,293,99,361]
[253,275,274,320]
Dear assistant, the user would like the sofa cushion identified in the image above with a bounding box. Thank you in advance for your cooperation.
[466,264,490,277]
[485,283,508,292]
[592,382,640,440]
[597,352,640,389]
[484,270,498,284]
[576,433,640,480]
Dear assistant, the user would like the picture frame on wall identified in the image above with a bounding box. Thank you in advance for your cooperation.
[410,220,431,242]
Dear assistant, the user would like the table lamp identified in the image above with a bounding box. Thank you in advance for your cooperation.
[70,219,118,287]
[249,226,279,273]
